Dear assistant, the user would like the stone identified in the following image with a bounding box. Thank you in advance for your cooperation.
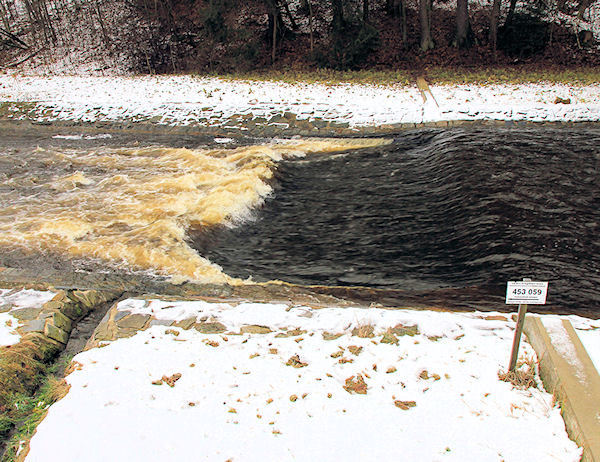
[240,325,272,334]
[59,300,86,321]
[194,322,227,334]
[311,118,328,128]
[172,317,197,330]
[275,328,307,338]
[50,311,73,333]
[115,330,137,339]
[268,115,286,124]
[149,319,173,327]
[116,314,150,330]
[9,307,42,321]
[44,323,69,344]
[21,319,46,333]
[69,290,103,309]
[330,121,350,129]
[114,310,130,322]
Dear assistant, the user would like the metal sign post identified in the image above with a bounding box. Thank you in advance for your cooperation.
[505,279,548,372]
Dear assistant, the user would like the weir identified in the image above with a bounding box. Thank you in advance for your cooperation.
[0,125,599,317]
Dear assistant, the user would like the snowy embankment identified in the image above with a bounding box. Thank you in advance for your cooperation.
[24,299,583,462]
[0,288,57,346]
[1,75,599,128]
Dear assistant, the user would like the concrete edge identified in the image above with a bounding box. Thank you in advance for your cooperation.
[524,316,600,462]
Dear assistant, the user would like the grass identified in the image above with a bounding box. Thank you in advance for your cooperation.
[208,66,600,86]
[498,356,538,390]
[1,376,70,462]
[0,337,67,461]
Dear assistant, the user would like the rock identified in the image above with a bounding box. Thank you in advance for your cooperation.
[9,307,42,321]
[49,311,72,333]
[44,323,69,344]
[240,325,272,334]
[194,322,227,334]
[275,328,307,338]
[149,319,173,327]
[116,314,150,330]
[311,118,328,129]
[21,318,46,333]
[172,317,197,330]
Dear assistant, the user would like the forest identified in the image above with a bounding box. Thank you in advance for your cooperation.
[0,0,599,74]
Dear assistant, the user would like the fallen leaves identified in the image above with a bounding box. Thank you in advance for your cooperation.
[394,400,417,410]
[151,373,182,387]
[286,354,308,368]
[343,374,368,394]
[348,345,363,356]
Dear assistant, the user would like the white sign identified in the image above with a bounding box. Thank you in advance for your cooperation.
[506,281,548,305]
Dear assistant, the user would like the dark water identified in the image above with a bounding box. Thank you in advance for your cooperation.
[195,127,600,316]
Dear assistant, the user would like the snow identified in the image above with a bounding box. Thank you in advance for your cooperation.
[543,317,587,383]
[1,75,599,129]
[25,299,583,462]
[567,315,600,374]
[0,288,57,346]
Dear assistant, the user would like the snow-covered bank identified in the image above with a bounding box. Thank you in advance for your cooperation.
[24,299,583,462]
[0,288,57,346]
[1,75,599,129]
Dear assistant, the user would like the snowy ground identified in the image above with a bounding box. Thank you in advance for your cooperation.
[24,299,584,462]
[1,75,599,128]
[0,288,56,346]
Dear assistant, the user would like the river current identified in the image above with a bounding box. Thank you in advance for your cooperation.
[1,126,598,316]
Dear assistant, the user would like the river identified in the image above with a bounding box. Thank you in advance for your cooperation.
[1,126,598,316]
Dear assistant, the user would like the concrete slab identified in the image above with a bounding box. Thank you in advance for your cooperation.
[525,316,600,462]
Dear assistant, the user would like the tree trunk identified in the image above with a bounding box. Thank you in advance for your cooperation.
[306,0,314,52]
[332,0,344,32]
[505,0,517,27]
[419,0,434,51]
[489,0,501,50]
[363,0,369,23]
[578,0,591,18]
[401,0,407,44]
[455,0,470,48]
[281,0,298,30]
[271,10,277,64]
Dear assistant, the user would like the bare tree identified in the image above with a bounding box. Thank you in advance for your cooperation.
[489,0,502,51]
[455,0,470,48]
[419,0,434,51]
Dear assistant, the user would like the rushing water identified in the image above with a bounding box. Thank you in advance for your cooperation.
[196,127,600,315]
[1,126,598,316]
[0,130,388,284]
